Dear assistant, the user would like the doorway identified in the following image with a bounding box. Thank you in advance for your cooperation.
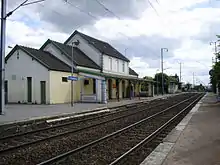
[108,79,112,99]
[40,81,46,104]
[116,79,119,100]
[122,80,125,98]
[4,80,8,104]
[27,77,32,103]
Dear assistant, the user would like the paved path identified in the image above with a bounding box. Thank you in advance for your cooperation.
[0,94,177,125]
[141,93,220,165]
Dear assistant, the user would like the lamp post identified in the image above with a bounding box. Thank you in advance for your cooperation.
[0,0,45,115]
[71,42,74,107]
[161,48,168,95]
[125,48,128,57]
[70,40,79,107]
[210,41,219,95]
[178,62,182,82]
[193,72,195,89]
[210,41,218,63]
[156,69,159,95]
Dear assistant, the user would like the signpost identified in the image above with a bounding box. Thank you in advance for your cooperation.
[67,76,78,107]
[67,76,78,81]
[101,80,107,104]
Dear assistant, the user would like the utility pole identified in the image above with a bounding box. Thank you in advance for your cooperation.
[71,42,74,107]
[156,69,159,95]
[157,74,159,95]
[212,57,215,66]
[214,42,218,63]
[0,0,6,114]
[210,41,218,63]
[70,40,79,107]
[125,48,128,57]
[0,0,45,115]
[179,62,182,82]
[161,50,164,95]
[193,72,195,89]
[161,48,168,95]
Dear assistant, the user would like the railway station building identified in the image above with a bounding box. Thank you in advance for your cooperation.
[5,30,154,104]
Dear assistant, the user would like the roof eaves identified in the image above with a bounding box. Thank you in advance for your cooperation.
[65,31,130,62]
[49,68,78,73]
[103,52,130,62]
[77,33,103,54]
[64,30,80,44]
[39,39,52,50]
[50,40,79,66]
[19,46,51,69]
[5,45,19,62]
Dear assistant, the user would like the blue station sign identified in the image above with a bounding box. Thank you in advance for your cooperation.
[67,76,78,81]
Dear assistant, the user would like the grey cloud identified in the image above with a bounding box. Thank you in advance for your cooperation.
[109,35,182,60]
[190,21,220,43]
[6,0,148,33]
[81,30,182,69]
[29,0,149,33]
[185,68,209,77]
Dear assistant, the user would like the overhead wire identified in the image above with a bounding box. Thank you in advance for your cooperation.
[92,0,162,58]
[63,0,97,19]
[93,0,120,19]
[62,0,144,56]
[155,0,160,4]
[37,0,171,62]
[147,0,160,16]
[13,0,170,60]
[38,2,85,31]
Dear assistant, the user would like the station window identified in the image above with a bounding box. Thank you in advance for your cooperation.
[109,57,112,70]
[93,79,96,94]
[62,77,68,82]
[122,62,125,72]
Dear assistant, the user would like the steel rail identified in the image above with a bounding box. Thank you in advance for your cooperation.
[109,93,203,165]
[37,94,200,165]
[0,95,173,153]
[0,98,153,140]
[0,94,184,141]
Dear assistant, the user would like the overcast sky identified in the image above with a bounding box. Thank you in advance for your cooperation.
[4,0,220,85]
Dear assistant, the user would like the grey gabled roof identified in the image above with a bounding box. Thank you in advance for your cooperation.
[129,67,139,76]
[40,39,101,70]
[64,30,130,62]
[6,45,76,73]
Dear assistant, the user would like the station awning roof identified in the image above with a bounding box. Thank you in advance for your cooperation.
[78,69,155,83]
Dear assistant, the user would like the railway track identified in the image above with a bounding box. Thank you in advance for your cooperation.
[0,93,199,165]
[37,93,204,165]
[0,97,170,153]
[109,94,204,165]
[0,94,187,153]
[0,97,165,138]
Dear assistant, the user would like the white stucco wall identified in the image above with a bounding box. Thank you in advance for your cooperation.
[103,55,129,75]
[66,34,101,67]
[66,33,131,76]
[5,49,50,104]
[43,43,100,73]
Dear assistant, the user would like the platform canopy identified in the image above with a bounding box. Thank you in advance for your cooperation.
[78,69,155,83]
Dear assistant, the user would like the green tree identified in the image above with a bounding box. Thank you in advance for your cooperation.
[153,73,169,94]
[194,84,205,92]
[141,76,154,91]
[209,35,220,93]
[186,83,192,90]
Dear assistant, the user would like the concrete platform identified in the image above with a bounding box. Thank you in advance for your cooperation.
[0,94,177,125]
[140,93,220,165]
